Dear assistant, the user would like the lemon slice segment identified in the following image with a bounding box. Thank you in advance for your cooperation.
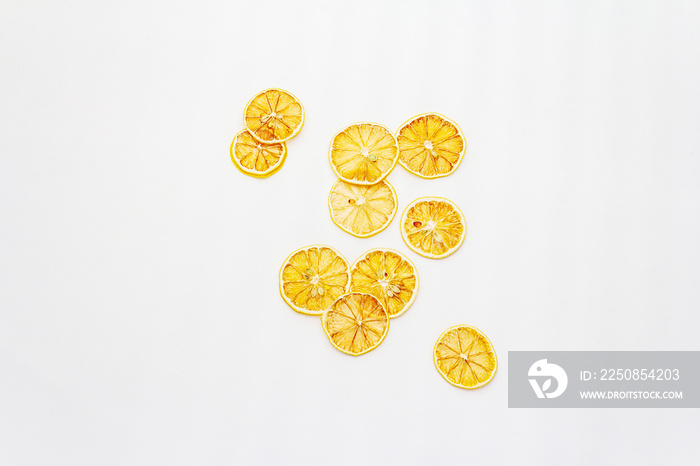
[400,197,466,259]
[279,245,350,316]
[396,113,465,178]
[230,130,287,178]
[350,249,418,318]
[244,88,304,143]
[329,123,399,185]
[434,325,497,389]
[328,179,397,237]
[322,293,389,356]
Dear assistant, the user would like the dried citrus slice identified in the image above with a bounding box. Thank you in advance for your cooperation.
[230,130,287,178]
[350,249,418,318]
[434,325,497,389]
[279,245,350,316]
[328,179,397,237]
[321,293,389,356]
[329,123,399,185]
[244,88,304,143]
[400,197,466,259]
[396,113,465,178]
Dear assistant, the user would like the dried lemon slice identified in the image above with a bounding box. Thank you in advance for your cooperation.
[350,249,418,318]
[244,88,304,143]
[396,113,465,178]
[434,325,497,389]
[329,123,399,185]
[322,293,389,356]
[230,130,287,178]
[328,179,397,237]
[400,197,466,259]
[279,245,350,316]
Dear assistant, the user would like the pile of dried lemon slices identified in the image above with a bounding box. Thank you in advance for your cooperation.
[327,118,469,258]
[230,89,304,178]
[279,246,419,356]
[231,88,496,389]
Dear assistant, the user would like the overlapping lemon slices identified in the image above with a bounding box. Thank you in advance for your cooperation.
[265,105,494,389]
[280,245,419,356]
[230,88,304,178]
[434,325,497,389]
[400,197,466,259]
[327,114,467,244]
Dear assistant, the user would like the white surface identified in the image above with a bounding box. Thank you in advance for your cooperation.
[1,1,699,464]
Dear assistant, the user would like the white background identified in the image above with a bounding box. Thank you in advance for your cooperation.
[1,1,699,464]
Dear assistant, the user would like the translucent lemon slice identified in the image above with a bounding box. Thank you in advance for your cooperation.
[329,122,399,185]
[230,130,287,178]
[434,325,497,389]
[400,197,466,259]
[396,113,465,178]
[350,249,418,318]
[244,88,304,144]
[322,293,389,356]
[328,179,397,237]
[279,245,350,316]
